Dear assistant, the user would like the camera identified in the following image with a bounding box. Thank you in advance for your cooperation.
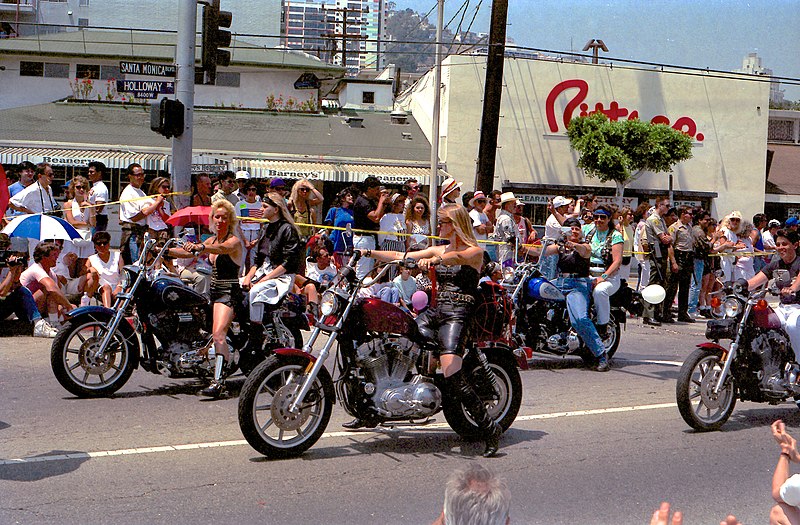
[0,250,29,268]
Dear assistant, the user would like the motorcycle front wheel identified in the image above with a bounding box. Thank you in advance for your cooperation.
[51,316,137,398]
[676,348,737,431]
[443,352,522,440]
[238,355,334,459]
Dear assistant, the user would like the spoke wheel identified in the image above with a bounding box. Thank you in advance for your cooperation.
[676,348,736,431]
[51,317,136,397]
[238,355,333,459]
[443,352,522,440]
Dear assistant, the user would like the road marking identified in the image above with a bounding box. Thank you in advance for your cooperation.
[0,402,677,466]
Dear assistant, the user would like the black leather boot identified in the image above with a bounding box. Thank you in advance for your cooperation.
[446,369,502,457]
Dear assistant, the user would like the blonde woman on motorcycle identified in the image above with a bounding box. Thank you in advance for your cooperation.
[360,203,503,457]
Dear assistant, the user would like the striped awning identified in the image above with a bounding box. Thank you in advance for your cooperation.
[232,158,445,186]
[0,147,168,171]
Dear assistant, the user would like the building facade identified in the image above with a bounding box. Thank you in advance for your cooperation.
[402,55,772,223]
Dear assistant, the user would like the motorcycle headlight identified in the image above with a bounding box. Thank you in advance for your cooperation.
[320,292,338,317]
[723,297,742,318]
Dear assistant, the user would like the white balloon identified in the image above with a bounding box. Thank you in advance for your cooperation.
[641,284,666,305]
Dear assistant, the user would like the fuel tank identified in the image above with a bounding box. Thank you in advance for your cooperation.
[355,297,417,335]
[150,276,208,309]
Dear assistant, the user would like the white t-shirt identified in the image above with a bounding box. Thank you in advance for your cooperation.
[469,209,490,241]
[146,198,172,231]
[306,261,337,287]
[89,180,109,216]
[119,184,147,225]
[10,181,57,214]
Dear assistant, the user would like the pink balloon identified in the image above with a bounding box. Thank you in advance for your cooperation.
[411,290,428,312]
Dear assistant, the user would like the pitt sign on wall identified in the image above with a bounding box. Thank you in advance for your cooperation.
[430,56,769,219]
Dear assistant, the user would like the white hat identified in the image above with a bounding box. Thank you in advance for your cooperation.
[552,196,573,208]
[235,170,250,180]
[500,191,517,205]
[441,177,463,199]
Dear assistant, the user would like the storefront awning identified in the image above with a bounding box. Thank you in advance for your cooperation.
[0,147,168,171]
[232,158,445,186]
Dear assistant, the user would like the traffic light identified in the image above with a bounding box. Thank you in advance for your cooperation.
[150,98,185,138]
[202,0,232,85]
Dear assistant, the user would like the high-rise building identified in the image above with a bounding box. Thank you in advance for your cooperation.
[735,52,785,106]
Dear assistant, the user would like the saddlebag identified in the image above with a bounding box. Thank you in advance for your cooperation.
[705,318,737,340]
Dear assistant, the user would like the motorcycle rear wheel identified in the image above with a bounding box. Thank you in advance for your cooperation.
[238,354,333,458]
[51,317,137,398]
[676,348,737,431]
[443,352,522,441]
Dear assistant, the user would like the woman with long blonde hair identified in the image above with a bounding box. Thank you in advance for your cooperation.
[349,204,502,457]
[169,198,243,397]
[242,192,303,360]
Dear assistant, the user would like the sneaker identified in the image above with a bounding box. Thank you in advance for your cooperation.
[33,318,59,338]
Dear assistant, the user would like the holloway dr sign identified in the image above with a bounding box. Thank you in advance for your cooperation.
[116,80,175,99]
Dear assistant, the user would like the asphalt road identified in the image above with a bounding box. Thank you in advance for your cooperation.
[1,318,797,525]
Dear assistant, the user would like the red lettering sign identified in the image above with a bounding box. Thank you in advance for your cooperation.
[545,79,704,142]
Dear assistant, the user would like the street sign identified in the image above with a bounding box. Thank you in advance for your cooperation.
[116,80,175,99]
[119,61,176,77]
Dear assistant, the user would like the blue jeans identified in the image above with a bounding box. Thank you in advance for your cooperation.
[688,259,704,314]
[555,277,606,358]
[0,286,42,323]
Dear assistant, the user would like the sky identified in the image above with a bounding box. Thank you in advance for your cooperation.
[392,0,800,100]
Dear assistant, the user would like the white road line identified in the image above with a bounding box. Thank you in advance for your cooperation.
[0,402,677,466]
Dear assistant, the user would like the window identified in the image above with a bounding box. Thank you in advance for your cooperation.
[362,91,375,104]
[100,65,121,80]
[77,18,89,28]
[76,64,100,79]
[44,63,69,78]
[20,61,44,77]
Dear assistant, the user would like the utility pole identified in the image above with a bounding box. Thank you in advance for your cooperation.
[474,0,508,195]
[172,0,197,208]
[429,0,444,220]
[322,6,367,75]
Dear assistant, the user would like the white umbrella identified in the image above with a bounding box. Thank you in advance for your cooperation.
[1,213,81,241]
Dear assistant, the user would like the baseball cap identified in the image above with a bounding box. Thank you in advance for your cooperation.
[235,170,250,180]
[269,177,286,189]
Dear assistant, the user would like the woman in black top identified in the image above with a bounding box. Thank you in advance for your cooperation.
[171,199,243,397]
[362,204,502,457]
[242,192,303,358]
[543,218,609,372]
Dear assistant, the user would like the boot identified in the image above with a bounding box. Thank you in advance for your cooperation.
[201,355,227,397]
[446,369,502,458]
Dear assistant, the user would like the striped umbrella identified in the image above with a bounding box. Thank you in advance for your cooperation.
[1,213,82,241]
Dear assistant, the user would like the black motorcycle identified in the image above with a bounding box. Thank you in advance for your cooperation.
[50,237,309,398]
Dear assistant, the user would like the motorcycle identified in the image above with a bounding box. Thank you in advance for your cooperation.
[676,275,800,431]
[506,261,636,365]
[50,236,310,398]
[237,252,523,459]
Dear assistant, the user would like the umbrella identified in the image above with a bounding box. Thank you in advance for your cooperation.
[166,206,211,227]
[1,213,81,241]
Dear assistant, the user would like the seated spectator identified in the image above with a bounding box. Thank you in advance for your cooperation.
[770,420,800,525]
[431,464,510,525]
[85,231,123,308]
[54,242,89,304]
[0,234,58,337]
[20,241,76,325]
[296,246,337,317]
[392,265,417,312]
